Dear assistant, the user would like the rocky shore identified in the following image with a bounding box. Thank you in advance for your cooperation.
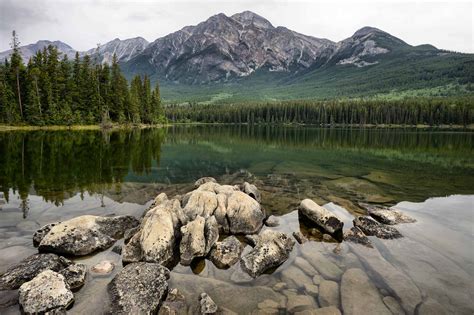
[1,177,471,314]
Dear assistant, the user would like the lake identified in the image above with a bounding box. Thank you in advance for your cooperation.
[0,126,473,314]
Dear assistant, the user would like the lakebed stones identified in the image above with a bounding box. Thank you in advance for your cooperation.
[209,236,243,268]
[361,203,416,225]
[58,263,87,290]
[353,216,402,239]
[265,215,279,227]
[299,199,343,234]
[293,231,308,244]
[341,268,391,315]
[241,230,295,278]
[200,292,218,314]
[158,288,187,315]
[343,226,372,248]
[180,216,219,265]
[108,262,170,314]
[319,280,340,308]
[35,215,139,256]
[91,260,114,274]
[0,253,72,290]
[18,270,74,314]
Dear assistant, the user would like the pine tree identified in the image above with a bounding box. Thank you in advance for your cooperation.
[9,30,24,121]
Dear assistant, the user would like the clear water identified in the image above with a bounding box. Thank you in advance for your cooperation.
[0,126,473,314]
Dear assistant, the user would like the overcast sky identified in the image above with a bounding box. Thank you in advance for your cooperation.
[0,0,472,53]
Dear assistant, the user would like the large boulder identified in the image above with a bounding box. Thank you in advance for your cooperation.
[209,236,243,268]
[241,230,295,278]
[36,215,139,256]
[353,216,402,239]
[180,216,219,265]
[242,182,261,202]
[341,268,391,315]
[343,227,373,248]
[226,191,265,234]
[108,262,170,314]
[361,203,416,225]
[19,270,74,314]
[299,199,343,234]
[58,263,87,290]
[0,253,72,290]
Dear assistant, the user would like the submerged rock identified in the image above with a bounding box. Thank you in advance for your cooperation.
[301,247,343,281]
[343,226,373,248]
[341,268,391,315]
[58,263,87,290]
[209,236,243,268]
[108,262,170,314]
[353,216,402,239]
[286,294,317,313]
[299,199,343,234]
[200,292,218,314]
[36,215,139,256]
[0,289,19,309]
[91,260,114,274]
[19,270,74,314]
[319,280,340,308]
[293,231,308,244]
[242,182,261,202]
[180,216,219,265]
[264,215,279,227]
[0,253,72,290]
[159,288,187,315]
[241,230,295,278]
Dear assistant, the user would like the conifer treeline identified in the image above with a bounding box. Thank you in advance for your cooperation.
[0,32,165,125]
[165,98,473,126]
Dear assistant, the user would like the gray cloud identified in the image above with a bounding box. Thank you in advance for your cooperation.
[0,0,472,53]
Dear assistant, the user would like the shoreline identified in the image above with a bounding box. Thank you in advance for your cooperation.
[0,122,472,132]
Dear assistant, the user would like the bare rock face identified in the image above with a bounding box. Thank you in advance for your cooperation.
[0,253,72,290]
[353,216,402,239]
[362,204,416,225]
[19,270,74,314]
[299,199,343,234]
[58,263,87,290]
[36,215,139,256]
[108,262,170,314]
[240,230,295,278]
[343,226,373,248]
[209,236,243,268]
[341,268,391,315]
[180,216,219,265]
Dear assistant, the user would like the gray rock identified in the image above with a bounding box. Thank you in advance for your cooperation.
[0,289,19,308]
[58,263,87,290]
[361,203,416,225]
[382,296,405,315]
[294,257,318,276]
[299,199,343,234]
[341,268,391,315]
[264,215,279,227]
[108,262,170,314]
[226,191,265,234]
[353,216,402,239]
[343,226,373,247]
[304,284,319,296]
[33,222,60,247]
[158,288,187,315]
[180,216,219,265]
[293,231,308,244]
[416,298,447,315]
[0,253,72,290]
[319,280,339,308]
[272,282,287,291]
[124,226,140,244]
[91,260,114,274]
[241,230,295,278]
[200,292,218,314]
[195,177,217,188]
[280,265,313,289]
[184,190,218,219]
[242,182,261,202]
[37,215,139,256]
[111,244,122,255]
[287,295,317,313]
[297,307,342,315]
[19,270,74,314]
[209,236,243,268]
[301,249,343,281]
[204,216,219,254]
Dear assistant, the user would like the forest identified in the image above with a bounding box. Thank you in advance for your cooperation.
[0,32,165,126]
[165,98,474,126]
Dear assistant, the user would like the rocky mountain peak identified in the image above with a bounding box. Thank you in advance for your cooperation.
[353,26,384,38]
[231,11,273,29]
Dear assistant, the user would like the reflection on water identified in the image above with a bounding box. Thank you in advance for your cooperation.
[0,126,473,314]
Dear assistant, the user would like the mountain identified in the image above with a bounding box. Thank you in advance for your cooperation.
[0,40,76,61]
[84,37,149,64]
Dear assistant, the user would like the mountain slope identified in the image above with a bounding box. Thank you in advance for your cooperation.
[84,37,149,64]
[0,40,76,61]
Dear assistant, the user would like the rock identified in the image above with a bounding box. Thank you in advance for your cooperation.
[242,182,261,202]
[111,244,122,255]
[0,289,19,308]
[353,216,402,239]
[209,236,243,268]
[304,283,319,296]
[382,296,405,315]
[312,274,322,285]
[200,292,218,314]
[293,231,308,244]
[361,203,416,225]
[37,215,139,256]
[184,190,218,219]
[19,270,74,314]
[124,226,140,244]
[108,262,170,314]
[195,177,217,188]
[301,248,343,281]
[32,222,60,246]
[180,216,219,265]
[158,288,187,315]
[299,199,343,234]
[297,306,342,315]
[280,265,313,289]
[416,298,447,315]
[121,230,143,263]
[341,268,391,315]
[264,215,279,227]
[58,263,87,290]
[241,230,295,278]
[272,282,287,291]
[226,191,265,234]
[319,280,339,308]
[294,257,318,276]
[257,299,279,309]
[91,260,114,274]
[343,227,373,247]
[0,253,72,290]
[287,295,317,313]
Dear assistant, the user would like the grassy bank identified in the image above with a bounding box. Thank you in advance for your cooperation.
[0,123,169,132]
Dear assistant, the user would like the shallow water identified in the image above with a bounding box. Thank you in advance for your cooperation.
[0,126,473,314]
